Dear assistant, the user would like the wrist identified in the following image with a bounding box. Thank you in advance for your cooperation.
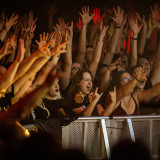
[134,78,143,82]
[132,37,138,40]
[97,39,104,42]
[114,25,121,29]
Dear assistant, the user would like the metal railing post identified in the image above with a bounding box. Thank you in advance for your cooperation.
[126,118,136,142]
[101,119,111,159]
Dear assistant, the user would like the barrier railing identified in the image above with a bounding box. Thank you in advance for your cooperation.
[62,115,160,160]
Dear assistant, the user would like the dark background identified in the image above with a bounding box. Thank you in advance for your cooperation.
[1,0,159,37]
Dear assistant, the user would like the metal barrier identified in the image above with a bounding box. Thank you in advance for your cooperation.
[62,115,160,160]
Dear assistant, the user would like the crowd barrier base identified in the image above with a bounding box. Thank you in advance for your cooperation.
[62,116,160,160]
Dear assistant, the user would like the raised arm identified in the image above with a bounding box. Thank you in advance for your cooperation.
[0,35,16,60]
[89,22,108,79]
[150,24,160,85]
[13,33,52,83]
[0,13,19,42]
[0,38,24,91]
[137,13,148,55]
[59,21,73,90]
[100,86,116,116]
[98,58,120,93]
[104,67,148,109]
[128,15,143,68]
[73,88,103,116]
[102,6,124,65]
[0,73,58,122]
[74,6,95,66]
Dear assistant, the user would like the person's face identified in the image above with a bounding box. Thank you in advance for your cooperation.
[138,58,150,70]
[48,78,60,97]
[132,67,145,90]
[71,63,82,78]
[120,72,133,87]
[85,47,94,65]
[79,72,93,96]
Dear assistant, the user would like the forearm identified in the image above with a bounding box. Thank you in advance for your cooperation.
[0,82,50,121]
[12,77,34,104]
[99,69,110,93]
[115,28,123,54]
[0,29,7,42]
[74,24,87,65]
[129,34,138,68]
[147,28,153,39]
[24,39,32,58]
[89,41,103,79]
[5,51,16,64]
[102,102,116,116]
[118,79,138,101]
[138,25,147,55]
[0,60,20,90]
[102,28,121,65]
[81,102,96,116]
[13,51,41,83]
[14,57,48,93]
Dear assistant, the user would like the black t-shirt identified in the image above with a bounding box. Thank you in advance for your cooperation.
[0,85,14,112]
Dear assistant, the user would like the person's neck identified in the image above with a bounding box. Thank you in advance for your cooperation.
[45,95,57,100]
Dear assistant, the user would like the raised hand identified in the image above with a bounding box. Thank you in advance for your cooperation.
[35,32,49,49]
[76,17,82,30]
[136,12,147,27]
[128,16,143,36]
[5,13,19,32]
[148,15,157,30]
[109,86,116,104]
[79,6,95,25]
[90,8,104,24]
[89,87,103,104]
[99,21,109,40]
[50,40,68,55]
[110,6,124,27]
[151,3,160,21]
[108,58,121,71]
[15,38,25,62]
[38,40,53,57]
[135,67,150,82]
[0,35,16,56]
[28,10,38,27]
[74,91,84,103]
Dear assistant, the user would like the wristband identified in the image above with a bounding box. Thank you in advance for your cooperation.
[46,56,51,60]
[98,39,104,42]
[115,25,121,29]
[135,78,143,82]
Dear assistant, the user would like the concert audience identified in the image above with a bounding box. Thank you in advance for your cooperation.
[0,1,159,159]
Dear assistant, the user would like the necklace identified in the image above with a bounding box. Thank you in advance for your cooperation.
[38,100,50,118]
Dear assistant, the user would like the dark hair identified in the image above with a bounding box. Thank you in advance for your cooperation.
[128,65,141,76]
[110,139,151,160]
[67,69,93,96]
[108,70,129,91]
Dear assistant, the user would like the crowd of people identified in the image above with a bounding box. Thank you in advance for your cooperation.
[0,1,160,159]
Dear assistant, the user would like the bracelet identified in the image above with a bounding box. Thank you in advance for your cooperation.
[98,39,104,42]
[132,37,138,40]
[115,25,121,29]
[135,78,143,82]
[46,56,51,60]
[67,43,72,46]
